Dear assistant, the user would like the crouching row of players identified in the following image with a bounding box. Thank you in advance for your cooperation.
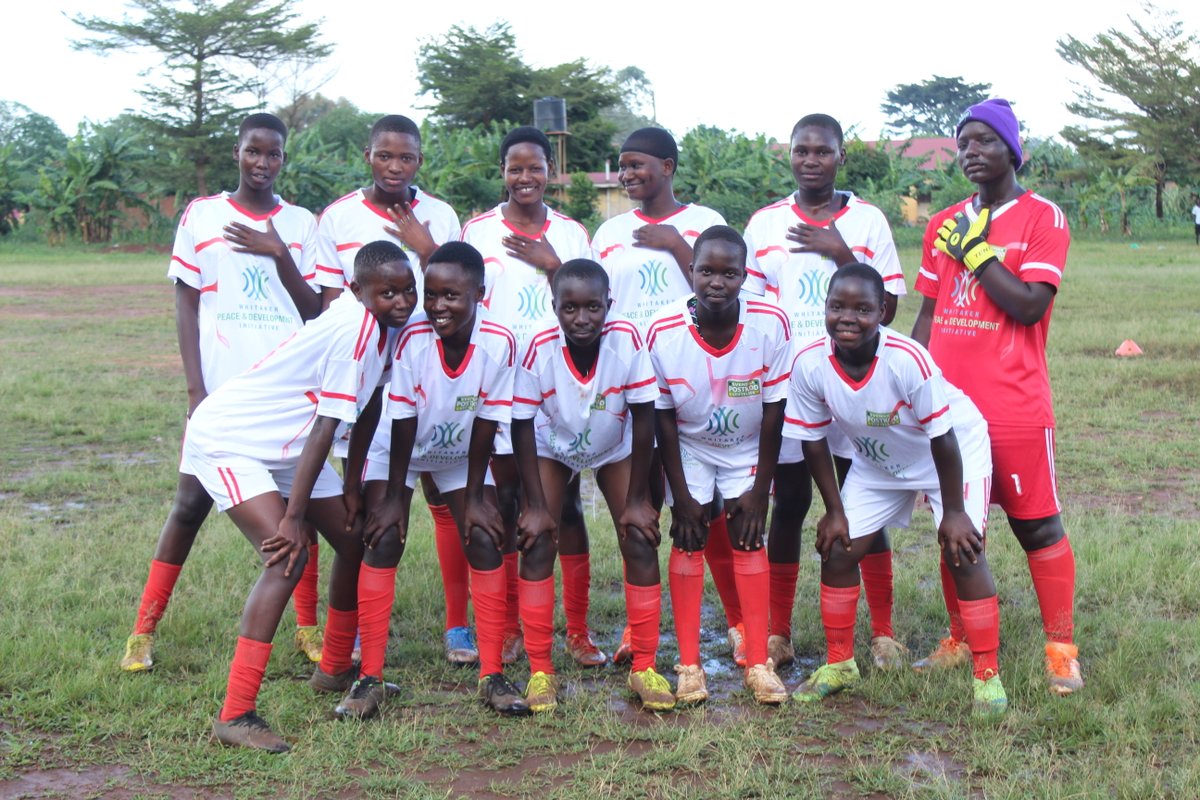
[180,225,1011,753]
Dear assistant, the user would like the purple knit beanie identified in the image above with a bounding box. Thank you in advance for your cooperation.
[956,98,1022,169]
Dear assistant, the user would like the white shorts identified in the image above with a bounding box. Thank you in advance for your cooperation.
[841,469,991,540]
[180,445,343,513]
[362,451,494,494]
[664,443,757,507]
[537,427,631,478]
[493,422,513,456]
[779,425,854,464]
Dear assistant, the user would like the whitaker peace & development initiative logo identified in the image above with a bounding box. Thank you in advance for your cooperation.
[797,269,830,306]
[951,270,979,308]
[518,284,550,319]
[639,260,670,296]
[706,407,741,436]
[852,436,890,464]
[430,421,465,449]
[241,266,270,301]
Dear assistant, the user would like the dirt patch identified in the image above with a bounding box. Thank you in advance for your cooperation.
[0,764,229,800]
[1071,473,1200,520]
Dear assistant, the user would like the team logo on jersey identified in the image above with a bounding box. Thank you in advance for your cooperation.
[798,269,830,307]
[706,407,741,436]
[951,270,979,308]
[726,378,761,398]
[567,428,592,455]
[590,393,607,411]
[241,266,270,301]
[454,395,478,412]
[852,436,890,463]
[639,259,670,296]
[865,410,901,427]
[518,284,550,319]
[430,421,465,449]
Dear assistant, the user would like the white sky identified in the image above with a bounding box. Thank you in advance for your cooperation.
[6,1,1197,143]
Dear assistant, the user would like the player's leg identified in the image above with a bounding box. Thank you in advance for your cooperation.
[614,448,666,665]
[704,490,745,665]
[422,472,475,664]
[489,452,523,664]
[559,473,605,666]
[290,521,323,663]
[520,458,569,712]
[121,472,213,671]
[765,457,811,667]
[596,457,673,710]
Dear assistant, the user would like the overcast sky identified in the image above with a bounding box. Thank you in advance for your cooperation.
[7,1,1197,144]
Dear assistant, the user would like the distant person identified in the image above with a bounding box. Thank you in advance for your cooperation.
[1190,194,1200,245]
[912,98,1082,696]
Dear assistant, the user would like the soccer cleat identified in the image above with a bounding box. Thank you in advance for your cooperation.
[612,625,633,665]
[628,668,675,711]
[972,672,1008,717]
[335,676,387,720]
[870,635,909,670]
[673,664,709,705]
[525,671,559,713]
[767,634,795,668]
[294,625,323,664]
[308,665,357,694]
[744,659,789,705]
[120,633,155,672]
[478,672,532,717]
[912,637,971,672]
[793,658,861,703]
[501,631,525,665]
[444,626,479,666]
[211,711,289,753]
[1045,642,1084,696]
[727,623,747,668]
[566,632,608,667]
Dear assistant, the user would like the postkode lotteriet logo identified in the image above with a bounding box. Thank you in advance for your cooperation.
[726,379,761,398]
[454,395,478,412]
[865,410,900,427]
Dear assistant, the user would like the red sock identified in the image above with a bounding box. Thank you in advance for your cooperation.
[820,583,860,664]
[471,565,507,677]
[219,637,272,722]
[958,595,1001,679]
[625,581,661,673]
[317,606,357,677]
[1026,537,1076,644]
[133,560,183,635]
[502,552,520,637]
[356,564,396,680]
[431,503,470,630]
[668,549,705,667]
[768,561,799,638]
[859,551,894,638]
[292,544,320,628]
[939,556,966,641]
[519,576,555,674]
[558,553,591,638]
[732,548,769,666]
[704,516,742,628]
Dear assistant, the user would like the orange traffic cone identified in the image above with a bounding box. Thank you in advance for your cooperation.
[1115,340,1143,357]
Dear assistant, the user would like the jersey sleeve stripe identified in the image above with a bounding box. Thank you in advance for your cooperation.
[200,282,217,294]
[764,372,791,387]
[194,237,226,253]
[746,267,766,279]
[388,392,417,405]
[624,376,656,391]
[850,245,876,259]
[1019,262,1063,279]
[918,405,950,425]
[320,390,356,402]
[754,245,787,259]
[513,395,540,405]
[917,267,939,283]
[784,415,831,428]
[599,243,623,258]
[880,272,905,283]
[171,255,200,274]
[883,340,933,379]
[315,264,343,274]
[482,398,513,407]
[335,242,363,252]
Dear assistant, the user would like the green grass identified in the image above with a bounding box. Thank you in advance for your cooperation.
[1,241,1199,798]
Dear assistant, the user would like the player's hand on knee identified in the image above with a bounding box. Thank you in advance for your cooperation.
[814,510,851,562]
[517,505,557,553]
[342,489,364,535]
[464,497,505,550]
[727,488,769,549]
[364,493,405,549]
[670,497,707,552]
[618,500,660,547]
[938,511,983,567]
[261,515,307,576]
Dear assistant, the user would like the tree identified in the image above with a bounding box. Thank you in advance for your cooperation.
[881,76,992,137]
[1057,4,1200,218]
[0,102,69,166]
[674,126,791,228]
[72,0,331,197]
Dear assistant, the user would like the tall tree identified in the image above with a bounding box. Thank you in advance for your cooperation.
[72,0,331,196]
[881,76,992,137]
[0,102,69,166]
[1057,4,1200,218]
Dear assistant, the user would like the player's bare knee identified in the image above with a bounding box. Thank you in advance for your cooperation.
[170,485,213,529]
[364,530,405,568]
[1010,515,1065,552]
[464,530,503,570]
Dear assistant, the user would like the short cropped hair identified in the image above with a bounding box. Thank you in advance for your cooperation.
[239,113,288,143]
[370,114,421,145]
[500,126,553,165]
[428,241,485,287]
[693,225,748,267]
[791,113,844,147]
[354,240,409,283]
[553,258,609,294]
[828,262,885,305]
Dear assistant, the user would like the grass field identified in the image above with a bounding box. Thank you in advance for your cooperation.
[1,240,1198,799]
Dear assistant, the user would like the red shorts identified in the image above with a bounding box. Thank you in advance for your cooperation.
[988,425,1061,520]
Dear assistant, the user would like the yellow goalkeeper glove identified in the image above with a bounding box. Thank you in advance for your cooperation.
[935,208,996,273]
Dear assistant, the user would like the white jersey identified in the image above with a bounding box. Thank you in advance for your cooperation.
[380,309,516,470]
[512,316,658,471]
[459,204,594,343]
[743,192,906,343]
[185,293,397,463]
[314,187,460,299]
[591,204,726,329]
[167,192,318,391]
[783,327,991,489]
[647,295,792,470]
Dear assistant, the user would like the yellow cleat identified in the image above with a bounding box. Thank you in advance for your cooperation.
[294,625,323,663]
[525,671,559,713]
[628,668,675,711]
[120,633,155,672]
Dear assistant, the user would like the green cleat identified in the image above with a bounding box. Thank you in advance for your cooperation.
[972,672,1008,717]
[793,658,861,703]
[525,671,559,713]
[120,633,155,672]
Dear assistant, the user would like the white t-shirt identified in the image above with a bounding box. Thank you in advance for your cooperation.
[167,192,318,391]
[743,192,906,343]
[314,187,460,299]
[1191,204,1200,224]
[647,295,792,469]
[379,309,516,470]
[783,327,991,489]
[591,204,726,329]
[512,316,658,471]
[459,204,594,344]
[185,293,397,463]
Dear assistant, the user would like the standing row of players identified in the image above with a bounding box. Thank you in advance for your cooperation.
[119,98,1081,752]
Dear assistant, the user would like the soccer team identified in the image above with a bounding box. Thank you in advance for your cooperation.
[118,97,1082,753]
